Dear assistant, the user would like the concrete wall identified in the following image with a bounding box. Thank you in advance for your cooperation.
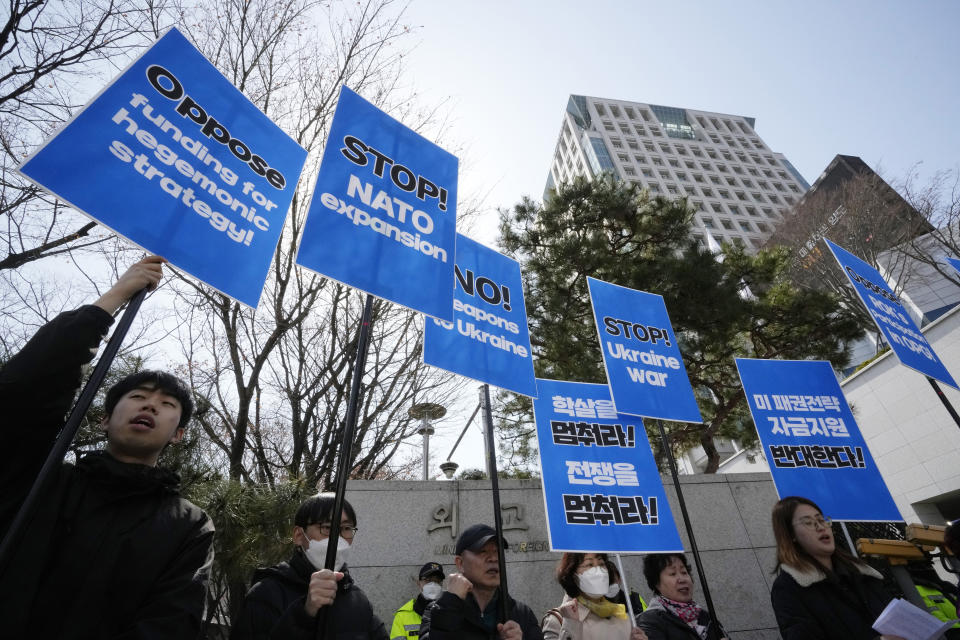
[840,304,960,524]
[345,472,783,639]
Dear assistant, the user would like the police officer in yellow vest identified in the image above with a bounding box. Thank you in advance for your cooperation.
[390,562,445,639]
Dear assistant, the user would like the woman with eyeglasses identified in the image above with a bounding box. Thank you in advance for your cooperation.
[231,493,388,640]
[770,496,905,640]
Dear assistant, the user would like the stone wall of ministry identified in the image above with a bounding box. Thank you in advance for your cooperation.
[345,473,783,640]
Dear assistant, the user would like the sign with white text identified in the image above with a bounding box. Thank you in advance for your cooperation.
[533,378,683,552]
[825,239,957,389]
[424,235,536,397]
[736,358,901,522]
[587,277,702,423]
[297,86,458,319]
[18,28,306,308]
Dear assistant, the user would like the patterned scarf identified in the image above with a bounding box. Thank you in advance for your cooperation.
[655,595,707,638]
[576,595,628,620]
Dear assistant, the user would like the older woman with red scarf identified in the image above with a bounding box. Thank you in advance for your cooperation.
[635,554,726,640]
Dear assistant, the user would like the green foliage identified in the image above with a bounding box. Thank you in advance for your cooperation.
[497,176,865,472]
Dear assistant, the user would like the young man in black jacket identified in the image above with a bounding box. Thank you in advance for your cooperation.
[420,523,543,640]
[0,255,215,639]
[230,493,388,640]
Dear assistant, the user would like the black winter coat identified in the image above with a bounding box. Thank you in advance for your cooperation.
[0,305,215,639]
[771,560,894,640]
[420,590,544,640]
[635,599,724,640]
[230,551,388,640]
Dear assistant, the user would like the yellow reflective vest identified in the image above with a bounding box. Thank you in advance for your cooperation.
[390,598,422,640]
[916,584,960,628]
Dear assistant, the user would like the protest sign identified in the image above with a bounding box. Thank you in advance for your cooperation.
[735,358,901,521]
[297,86,458,319]
[424,234,536,397]
[587,277,702,423]
[533,378,683,552]
[18,28,306,308]
[825,239,957,389]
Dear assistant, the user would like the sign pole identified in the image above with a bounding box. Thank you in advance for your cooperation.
[840,522,859,557]
[316,293,375,637]
[927,377,960,430]
[481,383,510,624]
[0,288,148,574]
[655,419,724,634]
[614,553,637,625]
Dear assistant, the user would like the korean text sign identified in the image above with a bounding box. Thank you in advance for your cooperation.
[424,234,536,397]
[18,28,306,308]
[297,86,458,319]
[825,239,957,388]
[533,378,683,552]
[735,358,901,521]
[587,277,702,423]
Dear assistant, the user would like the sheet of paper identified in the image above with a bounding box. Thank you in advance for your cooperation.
[873,597,958,640]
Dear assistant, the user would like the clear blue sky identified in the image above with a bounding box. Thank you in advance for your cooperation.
[398,0,960,473]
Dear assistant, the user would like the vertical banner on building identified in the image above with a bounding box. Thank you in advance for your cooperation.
[587,277,702,423]
[825,239,958,389]
[533,378,683,552]
[424,234,536,397]
[735,358,901,521]
[18,28,307,308]
[297,86,458,319]
[946,257,960,277]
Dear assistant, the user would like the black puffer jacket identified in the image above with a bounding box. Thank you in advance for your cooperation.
[230,550,388,640]
[771,560,894,640]
[635,598,724,640]
[0,305,215,639]
[420,590,543,640]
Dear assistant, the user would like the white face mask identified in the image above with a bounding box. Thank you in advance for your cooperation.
[606,581,621,599]
[576,566,610,598]
[304,536,351,571]
[421,582,443,600]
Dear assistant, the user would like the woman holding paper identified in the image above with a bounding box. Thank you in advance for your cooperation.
[541,552,647,640]
[634,553,726,640]
[770,496,905,640]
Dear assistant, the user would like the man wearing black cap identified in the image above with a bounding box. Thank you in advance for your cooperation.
[420,524,542,640]
[390,561,445,639]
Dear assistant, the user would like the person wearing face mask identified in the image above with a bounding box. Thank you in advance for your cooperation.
[390,562,446,640]
[635,554,726,640]
[770,496,905,640]
[230,493,388,640]
[541,552,648,640]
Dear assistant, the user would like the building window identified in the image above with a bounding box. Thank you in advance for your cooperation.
[702,218,716,228]
[721,219,734,230]
[739,221,752,232]
[728,205,740,215]
[712,203,724,213]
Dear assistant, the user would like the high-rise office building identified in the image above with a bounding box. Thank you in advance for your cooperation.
[546,95,810,251]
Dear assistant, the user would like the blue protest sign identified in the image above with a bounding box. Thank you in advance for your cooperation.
[587,277,702,423]
[18,28,306,308]
[533,378,683,552]
[423,235,536,396]
[735,358,901,522]
[825,239,958,389]
[947,257,960,277]
[297,86,458,319]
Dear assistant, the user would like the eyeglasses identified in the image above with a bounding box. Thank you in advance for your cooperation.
[314,523,359,539]
[794,516,831,530]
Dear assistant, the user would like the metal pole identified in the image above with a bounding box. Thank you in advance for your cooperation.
[445,401,481,461]
[614,553,637,626]
[839,522,858,557]
[655,420,724,634]
[422,424,430,481]
[482,383,510,623]
[0,288,148,574]
[928,377,960,430]
[317,294,375,637]
[480,386,491,477]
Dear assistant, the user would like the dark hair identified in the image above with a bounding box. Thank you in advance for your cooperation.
[643,553,691,595]
[771,496,857,573]
[295,493,357,529]
[105,370,194,430]
[945,520,960,557]
[556,552,614,598]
